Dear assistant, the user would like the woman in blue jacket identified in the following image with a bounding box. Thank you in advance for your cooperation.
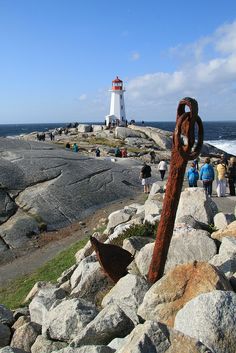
[187,162,199,187]
[200,157,215,196]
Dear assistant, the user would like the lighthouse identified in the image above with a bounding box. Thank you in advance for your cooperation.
[105,76,127,127]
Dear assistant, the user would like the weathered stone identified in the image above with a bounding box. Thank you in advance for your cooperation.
[71,303,134,347]
[31,335,67,353]
[174,290,236,353]
[57,265,76,285]
[77,124,92,133]
[29,287,66,325]
[12,316,30,331]
[175,188,218,224]
[166,328,213,353]
[211,220,236,241]
[214,212,235,230]
[165,228,217,272]
[101,274,150,311]
[176,215,211,232]
[108,338,127,351]
[52,346,115,353]
[0,189,17,225]
[115,127,146,140]
[24,281,54,303]
[106,209,134,234]
[59,280,71,293]
[0,305,14,326]
[13,308,29,321]
[149,181,163,197]
[92,125,104,132]
[10,322,41,352]
[144,214,161,225]
[122,236,154,255]
[209,254,236,278]
[116,320,170,353]
[138,262,231,327]
[0,347,27,353]
[44,298,98,342]
[0,323,11,348]
[135,242,154,277]
[70,256,108,302]
[128,125,172,150]
[144,199,162,219]
[219,236,236,256]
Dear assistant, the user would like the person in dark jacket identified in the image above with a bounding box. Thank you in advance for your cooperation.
[140,162,152,193]
[228,156,236,196]
[187,162,199,187]
[200,157,215,196]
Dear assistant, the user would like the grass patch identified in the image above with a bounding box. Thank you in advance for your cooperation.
[86,137,125,148]
[0,237,88,309]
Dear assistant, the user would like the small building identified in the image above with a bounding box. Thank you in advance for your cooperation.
[105,76,127,127]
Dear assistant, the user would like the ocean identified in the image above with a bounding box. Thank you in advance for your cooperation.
[0,121,235,155]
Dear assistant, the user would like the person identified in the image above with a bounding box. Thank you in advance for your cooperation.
[140,162,152,193]
[121,148,127,158]
[187,162,199,187]
[150,151,156,164]
[193,157,199,170]
[158,159,168,181]
[115,146,121,157]
[73,143,79,152]
[65,142,70,150]
[199,157,215,196]
[95,147,100,157]
[216,158,227,197]
[227,156,236,196]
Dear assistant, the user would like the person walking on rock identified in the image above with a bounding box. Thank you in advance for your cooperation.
[228,156,236,196]
[187,162,199,187]
[216,157,227,197]
[200,157,215,196]
[140,162,152,194]
[158,159,167,181]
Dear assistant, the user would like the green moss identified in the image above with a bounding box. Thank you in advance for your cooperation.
[0,237,88,309]
[111,222,158,247]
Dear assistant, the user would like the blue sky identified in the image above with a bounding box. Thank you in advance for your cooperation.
[1,0,236,123]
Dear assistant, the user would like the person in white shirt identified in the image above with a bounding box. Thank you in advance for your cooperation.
[158,159,167,181]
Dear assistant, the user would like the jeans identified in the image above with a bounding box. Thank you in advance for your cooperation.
[203,180,213,196]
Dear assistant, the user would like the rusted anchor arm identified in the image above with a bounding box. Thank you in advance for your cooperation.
[148,97,204,283]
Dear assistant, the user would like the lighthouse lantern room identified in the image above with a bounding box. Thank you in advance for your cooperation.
[105,76,127,127]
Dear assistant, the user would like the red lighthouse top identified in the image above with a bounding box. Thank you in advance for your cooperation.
[112,76,123,90]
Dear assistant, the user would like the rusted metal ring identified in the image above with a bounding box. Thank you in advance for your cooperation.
[174,112,203,160]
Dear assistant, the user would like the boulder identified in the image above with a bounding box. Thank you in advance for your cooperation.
[0,189,17,224]
[52,346,115,353]
[175,188,218,224]
[70,256,109,302]
[122,236,154,254]
[77,124,92,133]
[43,298,98,342]
[114,127,146,140]
[101,274,150,311]
[10,322,41,352]
[29,287,66,325]
[135,243,154,277]
[106,209,135,234]
[211,220,236,242]
[92,125,103,132]
[12,316,30,331]
[31,335,67,353]
[144,199,162,219]
[0,347,27,353]
[128,125,172,150]
[165,228,217,272]
[57,265,77,285]
[218,236,236,256]
[148,182,163,197]
[174,290,236,353]
[166,328,213,353]
[71,303,134,347]
[209,254,236,278]
[176,215,211,232]
[213,212,235,230]
[0,305,14,326]
[0,323,11,348]
[24,281,54,304]
[116,320,170,353]
[138,262,231,327]
[13,308,29,321]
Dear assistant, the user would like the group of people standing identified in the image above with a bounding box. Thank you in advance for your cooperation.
[187,155,236,197]
[140,159,168,193]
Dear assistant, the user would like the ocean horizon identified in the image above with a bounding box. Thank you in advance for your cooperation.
[0,120,235,155]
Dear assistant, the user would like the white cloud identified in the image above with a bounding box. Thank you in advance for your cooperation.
[130,52,140,61]
[125,20,236,120]
[79,94,87,101]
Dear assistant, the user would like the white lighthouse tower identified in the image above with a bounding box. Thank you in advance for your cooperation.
[105,76,127,127]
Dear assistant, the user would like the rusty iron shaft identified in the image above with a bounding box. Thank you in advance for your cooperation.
[148,97,203,283]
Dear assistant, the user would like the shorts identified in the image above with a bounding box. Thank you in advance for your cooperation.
[142,177,151,186]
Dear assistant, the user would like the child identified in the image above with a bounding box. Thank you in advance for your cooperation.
[187,162,199,187]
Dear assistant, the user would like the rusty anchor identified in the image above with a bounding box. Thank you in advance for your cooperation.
[148,97,204,283]
[90,236,134,283]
